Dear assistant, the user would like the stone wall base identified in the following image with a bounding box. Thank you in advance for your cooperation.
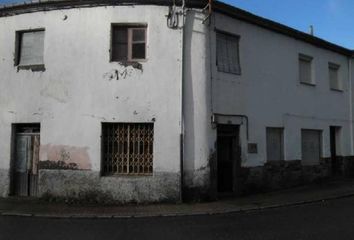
[3,157,354,203]
[0,169,9,197]
[183,156,354,201]
[342,156,354,177]
[239,159,329,195]
[38,170,181,204]
[239,156,354,195]
[182,168,217,202]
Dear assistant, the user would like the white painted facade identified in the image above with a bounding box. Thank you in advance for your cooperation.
[0,1,353,202]
[0,5,183,202]
[184,11,354,196]
[212,12,353,165]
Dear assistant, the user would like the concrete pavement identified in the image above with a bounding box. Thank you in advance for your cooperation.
[1,178,354,218]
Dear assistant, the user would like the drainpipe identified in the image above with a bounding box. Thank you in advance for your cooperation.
[179,0,186,202]
[349,57,353,155]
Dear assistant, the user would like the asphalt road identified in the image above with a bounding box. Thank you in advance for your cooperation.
[1,197,354,240]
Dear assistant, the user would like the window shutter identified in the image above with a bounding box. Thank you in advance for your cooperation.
[329,63,340,90]
[216,32,241,74]
[266,128,284,161]
[299,55,313,84]
[301,130,321,166]
[19,31,44,66]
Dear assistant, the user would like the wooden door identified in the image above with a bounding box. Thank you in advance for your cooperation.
[14,133,40,197]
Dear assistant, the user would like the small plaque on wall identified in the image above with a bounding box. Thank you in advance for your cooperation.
[248,143,258,154]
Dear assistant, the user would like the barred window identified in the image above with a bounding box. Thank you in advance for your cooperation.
[102,123,154,176]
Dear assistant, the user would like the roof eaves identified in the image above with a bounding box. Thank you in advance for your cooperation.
[0,0,203,16]
[213,1,352,57]
[0,0,352,56]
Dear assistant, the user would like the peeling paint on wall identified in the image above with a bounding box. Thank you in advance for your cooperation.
[0,5,183,203]
[39,160,78,170]
[103,63,143,81]
[40,145,91,170]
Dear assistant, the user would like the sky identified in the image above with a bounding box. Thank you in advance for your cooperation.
[1,0,353,49]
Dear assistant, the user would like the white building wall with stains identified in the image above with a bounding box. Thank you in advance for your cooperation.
[212,12,353,163]
[182,11,354,198]
[0,5,184,202]
[198,12,353,195]
[0,2,353,202]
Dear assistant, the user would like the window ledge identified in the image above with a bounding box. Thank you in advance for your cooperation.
[300,81,316,87]
[330,88,344,93]
[17,64,45,72]
[101,173,153,178]
[217,69,242,76]
[111,61,144,70]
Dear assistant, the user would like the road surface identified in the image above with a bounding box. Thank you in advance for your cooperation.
[1,196,354,240]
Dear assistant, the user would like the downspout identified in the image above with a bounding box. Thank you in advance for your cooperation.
[209,2,214,116]
[179,0,186,202]
[349,57,353,155]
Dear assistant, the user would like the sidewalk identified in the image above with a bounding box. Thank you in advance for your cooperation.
[1,178,354,219]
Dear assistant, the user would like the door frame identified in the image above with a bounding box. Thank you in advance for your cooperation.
[330,126,342,176]
[10,123,40,197]
[216,124,241,196]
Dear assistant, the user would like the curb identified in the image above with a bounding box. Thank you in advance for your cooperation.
[1,192,354,219]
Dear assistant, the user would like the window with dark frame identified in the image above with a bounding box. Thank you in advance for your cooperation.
[216,31,241,75]
[15,29,45,68]
[329,62,342,91]
[111,25,147,62]
[299,54,314,85]
[102,123,154,176]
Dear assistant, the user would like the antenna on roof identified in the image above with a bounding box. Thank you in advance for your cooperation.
[309,25,314,36]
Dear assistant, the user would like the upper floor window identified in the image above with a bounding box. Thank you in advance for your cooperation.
[216,31,241,75]
[299,54,314,85]
[111,25,147,62]
[329,62,342,91]
[15,29,45,70]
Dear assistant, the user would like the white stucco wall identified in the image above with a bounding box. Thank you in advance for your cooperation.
[210,13,353,167]
[0,3,353,200]
[0,5,183,201]
[183,9,215,193]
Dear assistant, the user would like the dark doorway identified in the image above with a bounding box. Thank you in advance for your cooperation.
[11,124,40,197]
[217,125,240,194]
[330,126,341,176]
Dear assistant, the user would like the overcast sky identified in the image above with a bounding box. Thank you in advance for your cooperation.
[1,0,353,49]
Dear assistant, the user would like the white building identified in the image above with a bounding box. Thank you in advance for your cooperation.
[0,0,353,203]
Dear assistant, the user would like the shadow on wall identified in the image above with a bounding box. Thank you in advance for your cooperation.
[39,145,91,170]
